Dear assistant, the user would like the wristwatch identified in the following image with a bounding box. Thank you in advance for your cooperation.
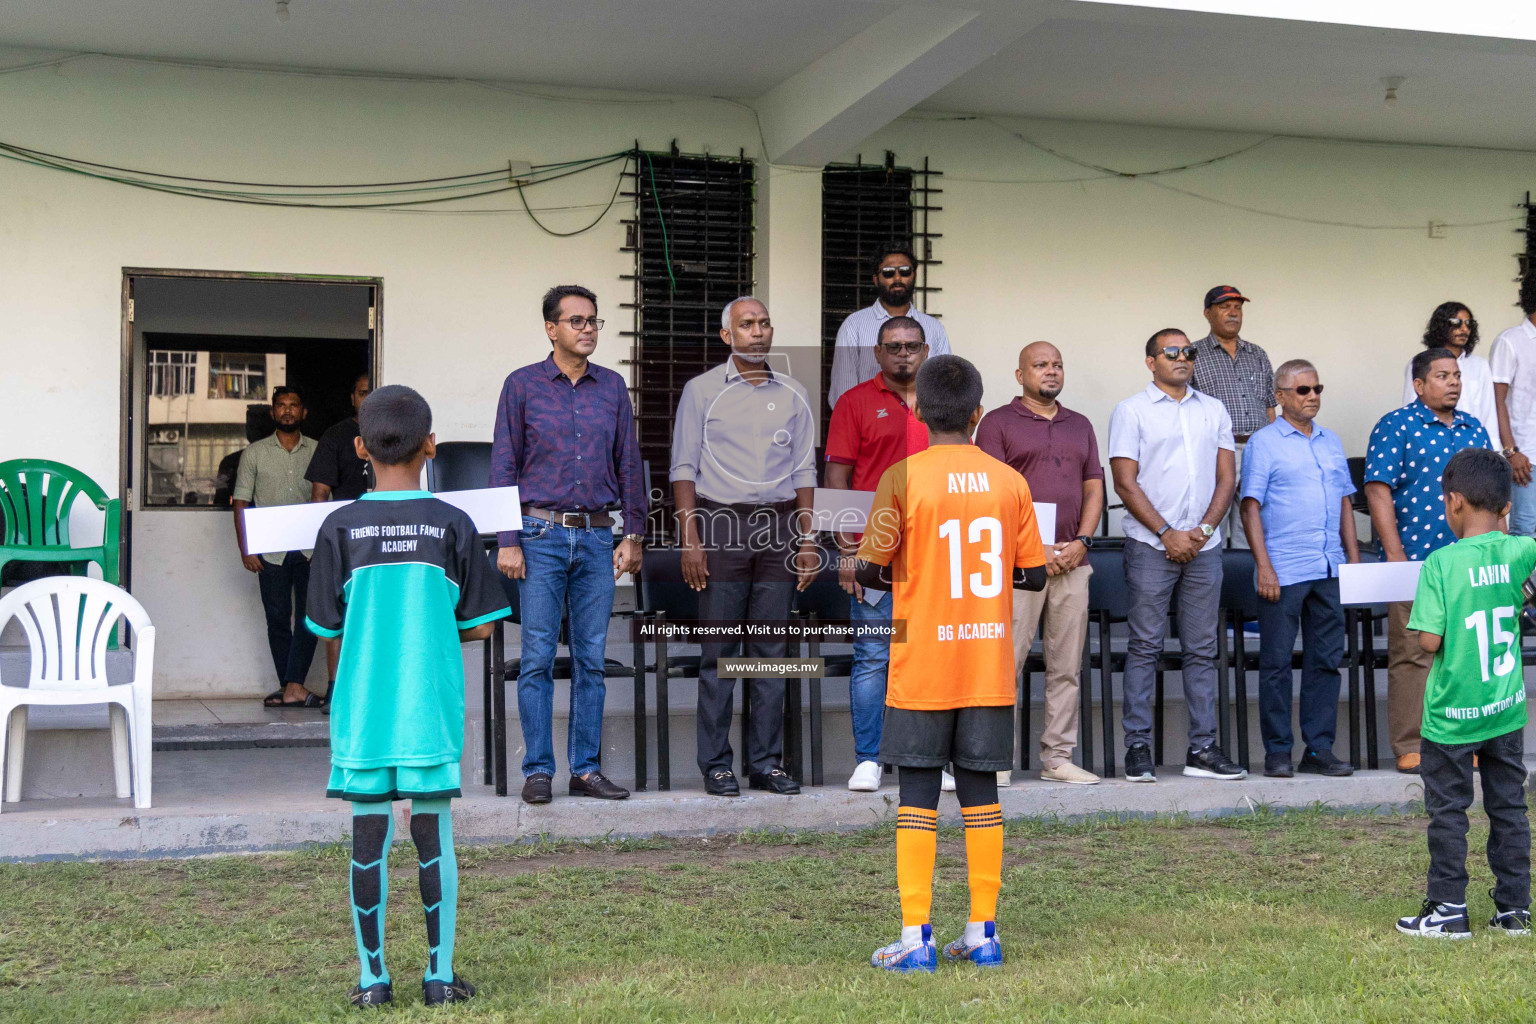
[1504,447,1521,458]
[1074,535,1095,549]
[622,533,645,546]
[1197,524,1215,539]
[1155,524,1172,537]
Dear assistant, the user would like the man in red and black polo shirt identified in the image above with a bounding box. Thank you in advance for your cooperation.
[825,315,929,791]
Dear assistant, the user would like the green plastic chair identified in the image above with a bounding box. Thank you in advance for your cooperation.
[0,460,121,586]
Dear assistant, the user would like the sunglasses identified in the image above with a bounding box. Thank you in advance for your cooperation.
[1278,385,1325,396]
[1445,317,1476,328]
[879,341,926,354]
[877,265,915,279]
[1158,346,1198,362]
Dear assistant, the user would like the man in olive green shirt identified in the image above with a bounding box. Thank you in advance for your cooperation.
[232,386,322,708]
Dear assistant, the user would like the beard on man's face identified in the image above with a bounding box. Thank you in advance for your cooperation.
[878,280,910,306]
[1037,383,1062,401]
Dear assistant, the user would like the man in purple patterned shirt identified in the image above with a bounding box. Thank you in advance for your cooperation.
[492,284,646,805]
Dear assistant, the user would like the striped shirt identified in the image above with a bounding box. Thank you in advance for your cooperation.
[1189,334,1275,436]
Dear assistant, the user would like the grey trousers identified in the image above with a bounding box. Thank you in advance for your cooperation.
[1122,539,1223,752]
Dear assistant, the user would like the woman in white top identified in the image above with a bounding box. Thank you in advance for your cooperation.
[1401,301,1498,448]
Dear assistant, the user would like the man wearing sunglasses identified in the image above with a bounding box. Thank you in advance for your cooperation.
[1489,276,1536,536]
[492,284,646,805]
[1239,359,1359,779]
[1365,347,1492,774]
[1109,330,1244,783]
[827,243,951,410]
[825,316,931,792]
[1190,286,1274,549]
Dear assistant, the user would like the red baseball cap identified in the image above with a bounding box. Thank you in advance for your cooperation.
[1204,285,1250,308]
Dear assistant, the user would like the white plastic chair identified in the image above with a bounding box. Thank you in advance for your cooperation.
[0,576,155,810]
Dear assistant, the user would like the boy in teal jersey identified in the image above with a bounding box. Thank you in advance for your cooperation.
[305,385,511,1006]
[1398,448,1535,939]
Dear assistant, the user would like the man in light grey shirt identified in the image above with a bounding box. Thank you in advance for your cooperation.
[1107,329,1244,784]
[671,296,818,796]
[827,242,951,409]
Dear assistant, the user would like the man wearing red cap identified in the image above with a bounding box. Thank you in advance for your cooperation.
[1191,286,1275,549]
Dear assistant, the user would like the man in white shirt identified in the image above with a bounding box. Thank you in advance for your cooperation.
[1401,301,1497,449]
[826,243,951,409]
[1108,328,1245,784]
[1490,280,1536,535]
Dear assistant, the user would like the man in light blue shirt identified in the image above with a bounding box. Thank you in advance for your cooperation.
[827,243,951,409]
[1239,359,1360,779]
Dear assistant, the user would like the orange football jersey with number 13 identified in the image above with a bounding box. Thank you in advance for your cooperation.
[857,444,1047,710]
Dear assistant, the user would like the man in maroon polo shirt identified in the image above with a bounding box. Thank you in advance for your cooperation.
[825,315,929,791]
[976,341,1105,786]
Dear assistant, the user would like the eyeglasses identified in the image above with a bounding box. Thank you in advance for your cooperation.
[1445,317,1476,329]
[553,316,604,331]
[1278,385,1325,396]
[1158,346,1198,362]
[879,341,926,354]
[877,265,915,279]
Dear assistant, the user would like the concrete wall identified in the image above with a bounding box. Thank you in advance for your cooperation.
[3,52,1534,693]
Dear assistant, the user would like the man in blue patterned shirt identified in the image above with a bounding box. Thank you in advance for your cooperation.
[491,284,647,805]
[1364,346,1492,774]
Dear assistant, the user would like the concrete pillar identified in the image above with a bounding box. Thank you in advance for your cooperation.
[757,162,825,417]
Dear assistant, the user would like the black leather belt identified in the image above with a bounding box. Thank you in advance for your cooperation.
[522,505,614,528]
[697,497,798,515]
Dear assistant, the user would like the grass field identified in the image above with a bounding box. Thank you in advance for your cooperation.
[2,808,1534,1023]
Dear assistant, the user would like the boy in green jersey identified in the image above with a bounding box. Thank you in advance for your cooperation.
[306,386,511,1005]
[1398,448,1534,938]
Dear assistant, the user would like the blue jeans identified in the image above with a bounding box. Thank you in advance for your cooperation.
[1511,478,1536,537]
[515,523,615,778]
[1255,576,1344,756]
[848,590,892,764]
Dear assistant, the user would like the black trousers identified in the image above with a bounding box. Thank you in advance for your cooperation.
[694,503,798,776]
[257,550,318,687]
[1422,727,1530,908]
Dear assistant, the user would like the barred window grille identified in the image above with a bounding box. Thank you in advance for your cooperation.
[820,155,941,434]
[623,147,755,535]
[1519,191,1535,295]
[147,349,197,398]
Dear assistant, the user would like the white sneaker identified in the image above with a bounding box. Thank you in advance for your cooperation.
[1040,763,1101,786]
[848,760,883,792]
[995,770,1011,788]
[941,770,956,792]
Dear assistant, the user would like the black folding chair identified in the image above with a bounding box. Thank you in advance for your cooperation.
[1348,548,1385,770]
[635,547,701,791]
[1084,546,1131,778]
[1217,549,1258,772]
[788,566,851,788]
[425,442,496,787]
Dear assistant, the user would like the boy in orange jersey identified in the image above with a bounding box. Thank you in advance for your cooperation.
[855,354,1048,971]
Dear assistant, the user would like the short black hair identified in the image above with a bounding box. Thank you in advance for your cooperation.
[359,384,432,466]
[1144,328,1187,358]
[868,242,918,277]
[1520,272,1536,317]
[271,385,304,406]
[915,354,983,434]
[1412,346,1459,382]
[1421,301,1479,353]
[542,284,597,324]
[1442,447,1511,514]
[876,315,926,346]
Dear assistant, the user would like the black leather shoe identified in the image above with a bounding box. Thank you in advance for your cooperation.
[521,773,553,804]
[704,769,740,796]
[748,766,801,794]
[348,981,392,1008]
[1264,752,1294,778]
[422,974,475,1006]
[1299,748,1355,777]
[570,770,630,800]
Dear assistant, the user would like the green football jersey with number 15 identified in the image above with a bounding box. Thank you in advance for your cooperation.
[1408,531,1536,745]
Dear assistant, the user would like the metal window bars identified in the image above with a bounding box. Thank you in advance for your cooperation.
[621,145,756,539]
[820,154,942,437]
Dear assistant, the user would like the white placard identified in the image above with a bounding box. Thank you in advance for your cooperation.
[242,487,522,556]
[1339,560,1423,606]
[812,487,1056,547]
